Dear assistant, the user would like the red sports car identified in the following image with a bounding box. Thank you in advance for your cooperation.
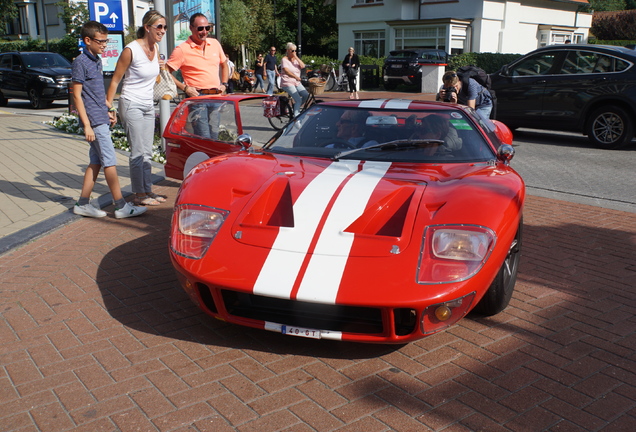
[168,98,524,343]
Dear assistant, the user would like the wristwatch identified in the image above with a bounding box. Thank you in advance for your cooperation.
[221,82,228,86]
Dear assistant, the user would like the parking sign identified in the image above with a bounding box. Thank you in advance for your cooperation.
[89,0,124,32]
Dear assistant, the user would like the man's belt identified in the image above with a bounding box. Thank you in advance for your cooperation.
[199,88,223,95]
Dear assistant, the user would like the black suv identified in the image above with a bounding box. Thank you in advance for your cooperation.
[383,49,448,90]
[0,51,72,109]
[491,44,636,149]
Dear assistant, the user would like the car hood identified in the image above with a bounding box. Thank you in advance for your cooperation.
[179,152,520,259]
[29,67,71,77]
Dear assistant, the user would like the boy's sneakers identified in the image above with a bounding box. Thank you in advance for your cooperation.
[114,202,147,219]
[74,203,107,218]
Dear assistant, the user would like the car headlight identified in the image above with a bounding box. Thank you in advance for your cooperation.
[37,75,55,84]
[171,204,229,259]
[418,225,495,283]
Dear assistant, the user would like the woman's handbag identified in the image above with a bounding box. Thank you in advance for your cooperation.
[347,67,357,78]
[153,68,178,103]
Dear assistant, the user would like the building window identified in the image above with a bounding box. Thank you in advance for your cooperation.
[354,31,386,58]
[45,3,60,26]
[394,27,446,51]
[354,0,383,4]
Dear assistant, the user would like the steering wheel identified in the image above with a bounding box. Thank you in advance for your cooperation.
[316,138,356,149]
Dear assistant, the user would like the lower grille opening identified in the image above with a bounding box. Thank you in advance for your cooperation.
[221,290,384,334]
[394,308,417,336]
[197,284,218,313]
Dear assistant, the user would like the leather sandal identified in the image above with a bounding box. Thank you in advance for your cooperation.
[133,196,160,206]
[147,192,167,203]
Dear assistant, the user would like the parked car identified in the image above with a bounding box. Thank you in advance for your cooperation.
[491,44,636,149]
[383,49,448,90]
[168,97,525,343]
[0,51,72,109]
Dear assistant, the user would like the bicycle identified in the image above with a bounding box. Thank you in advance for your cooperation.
[326,61,350,92]
[305,62,347,92]
[265,78,323,130]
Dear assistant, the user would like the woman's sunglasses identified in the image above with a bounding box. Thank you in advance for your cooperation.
[150,24,167,31]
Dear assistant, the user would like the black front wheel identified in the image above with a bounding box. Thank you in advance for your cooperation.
[28,88,47,109]
[473,220,522,316]
[586,105,634,150]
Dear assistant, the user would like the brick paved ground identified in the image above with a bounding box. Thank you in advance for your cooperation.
[0,181,634,432]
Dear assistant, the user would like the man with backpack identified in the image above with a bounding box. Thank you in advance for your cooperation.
[437,68,494,119]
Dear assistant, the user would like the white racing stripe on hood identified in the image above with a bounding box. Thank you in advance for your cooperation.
[253,161,360,299]
[296,161,391,304]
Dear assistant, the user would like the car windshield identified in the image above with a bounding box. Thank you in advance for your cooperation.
[24,53,71,69]
[263,105,496,163]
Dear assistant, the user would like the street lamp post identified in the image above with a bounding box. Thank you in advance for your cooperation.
[297,0,302,57]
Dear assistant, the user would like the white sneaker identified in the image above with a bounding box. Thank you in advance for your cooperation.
[74,203,107,218]
[114,202,147,219]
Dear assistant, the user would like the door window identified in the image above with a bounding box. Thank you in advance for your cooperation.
[510,52,557,76]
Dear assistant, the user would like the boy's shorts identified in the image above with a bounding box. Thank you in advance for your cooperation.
[89,123,118,167]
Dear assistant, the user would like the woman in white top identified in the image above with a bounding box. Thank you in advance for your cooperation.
[107,10,167,206]
[280,42,309,117]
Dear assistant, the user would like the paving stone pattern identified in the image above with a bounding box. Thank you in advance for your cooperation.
[0,182,634,432]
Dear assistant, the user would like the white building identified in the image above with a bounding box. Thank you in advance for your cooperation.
[4,0,151,42]
[337,0,593,57]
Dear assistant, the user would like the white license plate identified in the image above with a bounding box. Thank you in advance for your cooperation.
[282,325,321,339]
[391,64,402,68]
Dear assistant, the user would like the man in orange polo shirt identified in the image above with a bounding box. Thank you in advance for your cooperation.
[167,13,229,138]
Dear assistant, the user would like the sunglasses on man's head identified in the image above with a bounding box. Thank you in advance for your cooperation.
[196,25,212,32]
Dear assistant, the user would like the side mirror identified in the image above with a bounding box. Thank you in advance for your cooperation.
[497,144,515,165]
[235,134,252,150]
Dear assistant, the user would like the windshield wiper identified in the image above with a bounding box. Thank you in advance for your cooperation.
[332,139,444,161]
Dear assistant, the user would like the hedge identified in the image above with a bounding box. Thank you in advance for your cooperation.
[0,35,80,61]
[589,39,636,46]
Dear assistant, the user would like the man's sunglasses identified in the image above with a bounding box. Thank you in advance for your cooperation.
[196,25,212,32]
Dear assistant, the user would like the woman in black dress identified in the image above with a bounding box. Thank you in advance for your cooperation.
[342,47,360,99]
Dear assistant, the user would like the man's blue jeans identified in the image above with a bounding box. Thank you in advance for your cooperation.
[266,69,276,95]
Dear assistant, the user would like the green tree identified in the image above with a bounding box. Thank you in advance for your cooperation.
[271,0,337,58]
[0,0,18,36]
[219,0,255,61]
[56,0,89,37]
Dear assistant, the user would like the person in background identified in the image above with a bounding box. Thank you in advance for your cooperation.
[227,59,235,93]
[342,47,360,99]
[71,21,146,219]
[264,46,279,95]
[166,14,229,137]
[106,10,168,207]
[437,70,493,119]
[254,53,266,93]
[280,42,309,117]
